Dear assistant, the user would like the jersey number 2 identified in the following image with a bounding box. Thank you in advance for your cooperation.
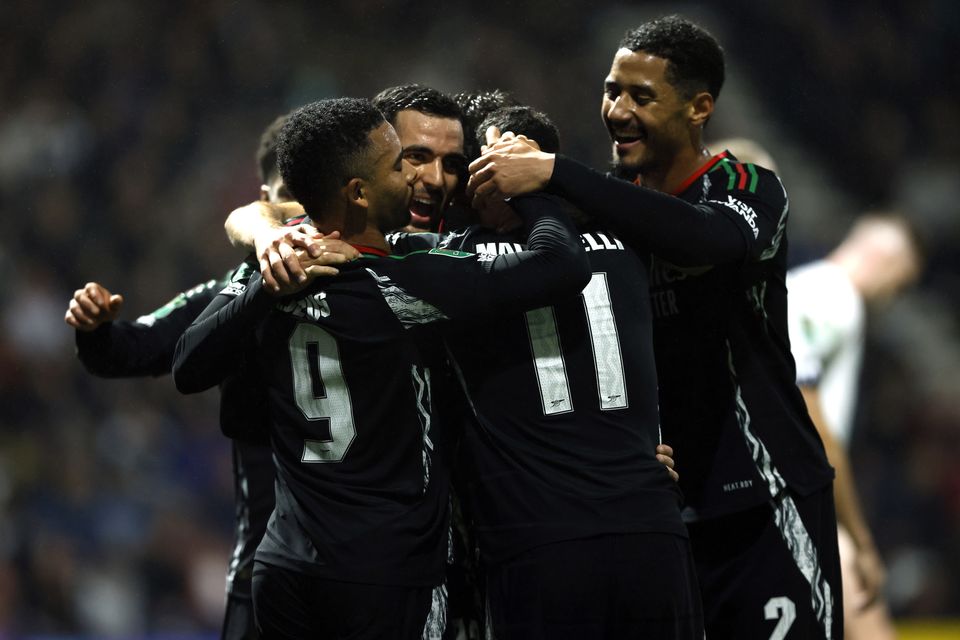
[289,323,357,463]
[764,596,796,640]
[525,272,627,415]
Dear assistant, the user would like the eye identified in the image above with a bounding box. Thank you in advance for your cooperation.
[631,93,651,106]
[403,150,429,165]
[604,85,619,99]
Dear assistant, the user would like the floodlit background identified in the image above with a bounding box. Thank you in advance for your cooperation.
[0,0,957,636]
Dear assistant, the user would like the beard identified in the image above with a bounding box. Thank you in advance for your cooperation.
[611,157,641,183]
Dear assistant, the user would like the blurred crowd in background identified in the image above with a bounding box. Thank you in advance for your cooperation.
[0,0,957,635]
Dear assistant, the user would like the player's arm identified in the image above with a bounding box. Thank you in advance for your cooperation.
[430,194,590,318]
[224,201,357,293]
[173,262,277,394]
[469,139,754,267]
[550,156,759,266]
[373,194,588,329]
[801,385,886,607]
[65,280,220,377]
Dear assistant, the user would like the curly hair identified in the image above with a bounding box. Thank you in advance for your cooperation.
[477,105,560,154]
[255,113,288,184]
[619,15,725,101]
[277,98,385,215]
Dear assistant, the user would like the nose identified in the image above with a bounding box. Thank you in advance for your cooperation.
[605,93,634,124]
[419,158,444,191]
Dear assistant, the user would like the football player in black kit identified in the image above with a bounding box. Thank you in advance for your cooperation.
[468,15,842,640]
[225,92,686,640]
[172,97,590,639]
[63,114,350,640]
[438,105,702,639]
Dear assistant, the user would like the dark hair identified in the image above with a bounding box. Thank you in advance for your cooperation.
[277,98,385,214]
[477,105,560,154]
[452,90,521,161]
[372,84,461,126]
[619,15,725,100]
[256,114,288,184]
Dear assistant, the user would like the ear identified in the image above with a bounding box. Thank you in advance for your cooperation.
[259,185,270,202]
[688,91,714,128]
[345,177,369,209]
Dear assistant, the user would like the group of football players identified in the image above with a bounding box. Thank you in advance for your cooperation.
[65,15,847,640]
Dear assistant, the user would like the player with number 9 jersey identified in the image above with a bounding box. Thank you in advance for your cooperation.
[174,199,589,637]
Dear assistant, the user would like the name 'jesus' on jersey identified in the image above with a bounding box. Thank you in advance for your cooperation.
[441,220,686,563]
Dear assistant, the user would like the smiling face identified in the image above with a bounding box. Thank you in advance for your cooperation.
[393,109,466,231]
[361,122,416,234]
[601,49,697,179]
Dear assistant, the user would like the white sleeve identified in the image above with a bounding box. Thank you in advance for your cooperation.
[787,263,861,386]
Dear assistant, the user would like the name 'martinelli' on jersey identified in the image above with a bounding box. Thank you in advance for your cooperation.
[474,232,625,257]
[474,241,525,255]
[277,291,331,321]
[580,231,624,252]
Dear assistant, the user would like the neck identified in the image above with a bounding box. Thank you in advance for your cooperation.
[342,227,391,254]
[642,144,712,194]
[312,205,391,255]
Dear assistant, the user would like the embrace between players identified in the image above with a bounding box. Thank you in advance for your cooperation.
[66,15,844,640]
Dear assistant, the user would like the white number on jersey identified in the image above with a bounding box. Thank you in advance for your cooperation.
[289,323,357,463]
[764,596,796,640]
[525,272,628,416]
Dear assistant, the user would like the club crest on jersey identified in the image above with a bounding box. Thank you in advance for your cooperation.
[278,291,331,321]
[713,195,759,238]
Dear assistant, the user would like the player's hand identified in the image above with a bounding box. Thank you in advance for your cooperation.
[253,219,331,293]
[467,126,555,205]
[656,443,679,483]
[299,237,359,277]
[264,236,360,297]
[65,282,124,331]
[853,543,887,610]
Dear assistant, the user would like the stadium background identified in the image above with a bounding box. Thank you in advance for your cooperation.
[0,0,957,636]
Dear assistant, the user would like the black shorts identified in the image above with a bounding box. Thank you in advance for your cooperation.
[688,485,842,639]
[221,594,258,640]
[486,532,703,640]
[252,561,433,639]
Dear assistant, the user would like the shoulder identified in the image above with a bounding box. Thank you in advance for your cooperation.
[787,261,863,344]
[787,261,858,310]
[706,158,785,204]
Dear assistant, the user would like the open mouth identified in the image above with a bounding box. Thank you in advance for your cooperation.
[613,132,645,153]
[408,196,435,227]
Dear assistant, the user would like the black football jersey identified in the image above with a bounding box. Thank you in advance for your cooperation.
[547,154,834,522]
[75,279,222,377]
[72,277,275,596]
[173,198,590,585]
[440,220,686,563]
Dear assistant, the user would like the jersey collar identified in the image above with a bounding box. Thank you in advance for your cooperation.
[351,244,389,257]
[670,151,729,196]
